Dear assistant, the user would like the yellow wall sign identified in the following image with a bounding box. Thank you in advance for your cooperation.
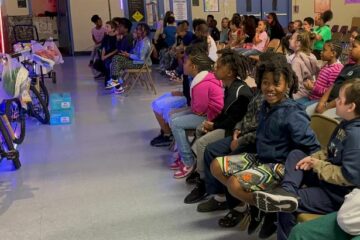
[132,11,144,22]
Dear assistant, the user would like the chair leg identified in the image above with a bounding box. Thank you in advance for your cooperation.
[125,73,142,96]
[146,71,157,95]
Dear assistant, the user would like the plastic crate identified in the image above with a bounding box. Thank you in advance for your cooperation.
[50,107,74,125]
[50,92,72,110]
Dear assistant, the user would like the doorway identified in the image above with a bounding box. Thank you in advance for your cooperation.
[237,0,291,28]
[29,0,74,55]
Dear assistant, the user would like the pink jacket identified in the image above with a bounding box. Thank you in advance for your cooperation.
[190,71,224,121]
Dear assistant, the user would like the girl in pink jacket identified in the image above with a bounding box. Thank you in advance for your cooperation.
[169,43,224,179]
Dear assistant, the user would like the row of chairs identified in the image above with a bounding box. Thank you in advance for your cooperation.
[331,25,358,35]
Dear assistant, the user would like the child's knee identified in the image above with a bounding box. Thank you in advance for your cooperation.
[226,176,242,194]
[210,160,222,177]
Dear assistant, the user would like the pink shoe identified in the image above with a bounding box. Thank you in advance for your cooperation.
[169,157,182,170]
[173,163,194,179]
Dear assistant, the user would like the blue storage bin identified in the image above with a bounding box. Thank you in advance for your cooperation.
[50,92,72,110]
[50,107,74,125]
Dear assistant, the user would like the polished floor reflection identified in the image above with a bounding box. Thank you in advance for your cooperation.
[0,57,265,240]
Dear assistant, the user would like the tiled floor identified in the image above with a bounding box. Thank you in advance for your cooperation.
[0,57,264,240]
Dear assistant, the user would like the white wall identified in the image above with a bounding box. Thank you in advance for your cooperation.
[292,0,360,27]
[69,0,124,52]
[4,0,29,16]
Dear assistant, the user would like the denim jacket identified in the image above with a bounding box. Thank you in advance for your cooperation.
[129,36,152,66]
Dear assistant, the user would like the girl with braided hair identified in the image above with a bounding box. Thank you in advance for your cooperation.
[169,45,224,179]
[184,49,253,204]
[209,57,320,238]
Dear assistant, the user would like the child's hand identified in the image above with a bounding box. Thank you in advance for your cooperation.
[304,79,314,91]
[120,51,129,58]
[203,121,214,132]
[315,102,327,114]
[296,156,318,171]
[230,130,241,151]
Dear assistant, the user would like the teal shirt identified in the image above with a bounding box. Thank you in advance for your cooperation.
[313,25,332,51]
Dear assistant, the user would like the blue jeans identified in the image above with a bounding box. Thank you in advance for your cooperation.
[277,150,345,240]
[296,97,318,107]
[169,109,206,166]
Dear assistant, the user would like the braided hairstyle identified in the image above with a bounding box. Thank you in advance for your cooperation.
[216,48,252,81]
[255,53,298,98]
[325,40,342,59]
[185,43,214,72]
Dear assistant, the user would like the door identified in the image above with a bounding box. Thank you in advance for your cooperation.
[57,0,73,56]
[236,0,291,29]
[237,0,261,19]
[261,0,290,29]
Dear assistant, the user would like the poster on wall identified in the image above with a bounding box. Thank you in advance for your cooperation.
[345,0,360,3]
[204,0,219,12]
[128,0,145,22]
[173,0,188,21]
[314,0,331,13]
[17,0,27,8]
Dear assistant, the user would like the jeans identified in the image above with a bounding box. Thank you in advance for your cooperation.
[277,150,345,240]
[169,109,206,166]
[296,97,318,107]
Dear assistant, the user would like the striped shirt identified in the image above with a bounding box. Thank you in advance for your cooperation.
[309,62,344,100]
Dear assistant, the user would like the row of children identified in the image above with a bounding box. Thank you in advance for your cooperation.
[148,12,360,239]
[89,15,152,94]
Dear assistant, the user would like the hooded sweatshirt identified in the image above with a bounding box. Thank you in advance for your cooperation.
[291,52,320,99]
[256,98,320,164]
[190,71,224,121]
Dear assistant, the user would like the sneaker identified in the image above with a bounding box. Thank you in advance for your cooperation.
[151,135,173,147]
[89,60,94,67]
[258,213,277,239]
[253,187,299,213]
[197,197,228,212]
[150,132,164,145]
[184,179,208,204]
[114,86,125,94]
[185,171,200,184]
[248,206,264,235]
[218,209,244,228]
[105,80,120,89]
[169,157,182,170]
[173,163,194,179]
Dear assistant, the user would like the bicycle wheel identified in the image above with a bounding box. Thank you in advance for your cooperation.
[5,99,26,144]
[0,118,21,169]
[39,80,49,107]
[28,85,50,124]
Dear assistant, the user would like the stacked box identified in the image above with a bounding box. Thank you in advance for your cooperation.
[49,93,74,125]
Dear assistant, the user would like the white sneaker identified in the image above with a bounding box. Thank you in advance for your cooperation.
[114,86,125,94]
[105,80,120,89]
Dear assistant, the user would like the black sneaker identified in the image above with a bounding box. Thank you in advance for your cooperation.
[151,135,173,147]
[258,213,277,239]
[184,179,208,204]
[248,206,264,235]
[253,187,299,213]
[185,171,200,184]
[150,132,163,145]
[197,197,228,212]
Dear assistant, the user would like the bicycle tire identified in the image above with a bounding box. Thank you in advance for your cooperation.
[0,118,21,169]
[28,85,50,124]
[39,80,49,107]
[5,99,26,144]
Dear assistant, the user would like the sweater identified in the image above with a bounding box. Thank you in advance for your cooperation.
[309,62,343,100]
[190,71,224,121]
[291,52,320,99]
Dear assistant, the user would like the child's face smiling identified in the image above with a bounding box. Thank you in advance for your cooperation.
[261,71,288,106]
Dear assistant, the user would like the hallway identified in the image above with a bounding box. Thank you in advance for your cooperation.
[0,57,260,240]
